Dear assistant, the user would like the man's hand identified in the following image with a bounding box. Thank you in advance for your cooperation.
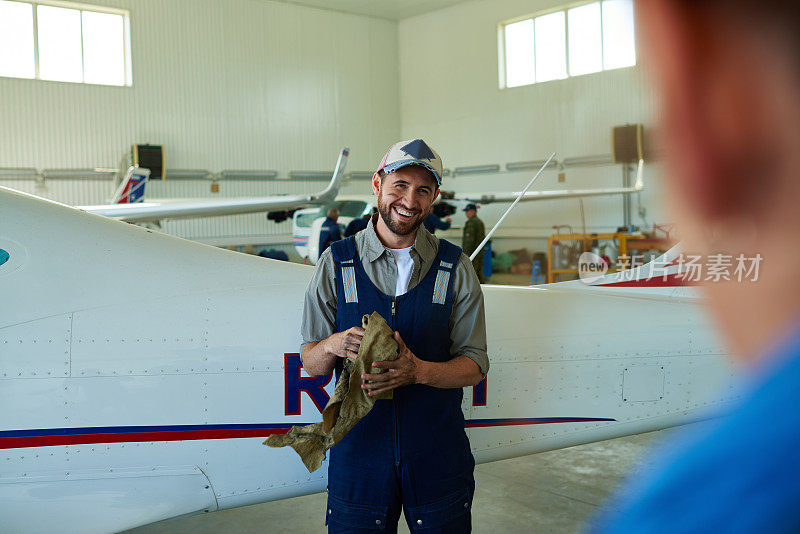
[361,331,424,397]
[322,326,365,361]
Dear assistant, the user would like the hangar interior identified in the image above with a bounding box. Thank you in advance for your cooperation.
[0,0,671,279]
[0,0,691,532]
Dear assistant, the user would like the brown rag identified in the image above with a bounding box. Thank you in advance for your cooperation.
[263,311,398,472]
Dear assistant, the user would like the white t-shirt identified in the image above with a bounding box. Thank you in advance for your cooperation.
[389,246,413,297]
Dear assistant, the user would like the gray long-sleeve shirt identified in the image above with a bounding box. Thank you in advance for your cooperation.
[301,217,489,375]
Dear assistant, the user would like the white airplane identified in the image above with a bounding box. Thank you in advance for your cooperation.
[75,148,349,223]
[0,179,738,533]
[293,161,645,265]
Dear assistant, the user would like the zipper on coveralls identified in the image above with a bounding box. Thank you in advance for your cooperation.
[391,296,400,466]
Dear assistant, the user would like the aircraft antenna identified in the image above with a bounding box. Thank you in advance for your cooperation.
[469,152,556,262]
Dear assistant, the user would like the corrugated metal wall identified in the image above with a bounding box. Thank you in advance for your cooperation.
[0,0,399,172]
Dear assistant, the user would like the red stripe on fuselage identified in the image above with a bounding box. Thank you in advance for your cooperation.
[1,418,614,450]
[594,273,696,288]
[0,428,290,450]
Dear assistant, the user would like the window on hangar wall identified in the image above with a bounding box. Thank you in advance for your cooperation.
[499,0,636,89]
[0,0,131,86]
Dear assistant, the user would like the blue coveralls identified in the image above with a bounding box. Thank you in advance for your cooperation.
[326,236,475,533]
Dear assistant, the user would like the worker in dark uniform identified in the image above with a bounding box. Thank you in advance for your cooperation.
[462,203,486,283]
[300,138,488,532]
[344,212,372,237]
[318,207,341,256]
[423,211,452,234]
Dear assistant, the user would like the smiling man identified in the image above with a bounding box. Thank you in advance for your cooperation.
[300,139,488,532]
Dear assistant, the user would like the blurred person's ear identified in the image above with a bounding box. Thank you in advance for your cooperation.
[637,1,782,223]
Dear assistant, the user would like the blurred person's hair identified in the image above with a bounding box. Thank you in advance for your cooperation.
[682,1,800,67]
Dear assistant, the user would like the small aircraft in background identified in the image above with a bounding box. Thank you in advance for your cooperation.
[75,148,349,224]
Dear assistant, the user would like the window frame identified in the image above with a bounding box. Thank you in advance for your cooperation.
[1,0,132,86]
[498,0,635,90]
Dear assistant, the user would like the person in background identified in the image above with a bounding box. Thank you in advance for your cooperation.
[423,210,452,234]
[318,207,341,256]
[344,211,373,238]
[592,1,800,532]
[462,203,485,283]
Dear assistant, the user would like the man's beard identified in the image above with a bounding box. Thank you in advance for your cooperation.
[377,193,426,237]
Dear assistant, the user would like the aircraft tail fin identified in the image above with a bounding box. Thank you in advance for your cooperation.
[312,147,349,204]
[111,167,151,204]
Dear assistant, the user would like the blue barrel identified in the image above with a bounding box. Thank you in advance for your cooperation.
[482,241,492,279]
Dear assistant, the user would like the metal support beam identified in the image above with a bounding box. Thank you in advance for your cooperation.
[622,163,632,229]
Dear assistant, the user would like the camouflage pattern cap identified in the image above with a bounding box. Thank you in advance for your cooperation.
[376,139,443,185]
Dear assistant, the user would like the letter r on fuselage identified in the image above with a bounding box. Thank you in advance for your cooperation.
[284,353,332,415]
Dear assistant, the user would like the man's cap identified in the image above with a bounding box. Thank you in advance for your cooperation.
[376,139,443,186]
[463,203,478,212]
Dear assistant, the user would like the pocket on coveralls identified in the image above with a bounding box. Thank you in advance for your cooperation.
[404,487,472,532]
[325,494,389,532]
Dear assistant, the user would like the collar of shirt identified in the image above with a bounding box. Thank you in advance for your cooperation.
[360,217,436,265]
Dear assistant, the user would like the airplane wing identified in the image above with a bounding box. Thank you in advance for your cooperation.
[456,159,644,204]
[78,147,349,223]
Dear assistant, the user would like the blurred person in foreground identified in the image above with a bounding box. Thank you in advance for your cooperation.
[591,1,800,532]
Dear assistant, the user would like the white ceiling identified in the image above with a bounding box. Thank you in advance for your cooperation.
[272,0,472,20]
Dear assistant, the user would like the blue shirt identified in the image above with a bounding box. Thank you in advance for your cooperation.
[591,326,800,533]
[423,213,451,234]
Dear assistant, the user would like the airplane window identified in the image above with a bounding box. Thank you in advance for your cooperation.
[318,201,369,218]
[0,249,8,266]
[340,201,369,217]
[295,213,318,228]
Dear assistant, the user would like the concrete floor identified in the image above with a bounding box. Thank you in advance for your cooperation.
[125,428,677,534]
